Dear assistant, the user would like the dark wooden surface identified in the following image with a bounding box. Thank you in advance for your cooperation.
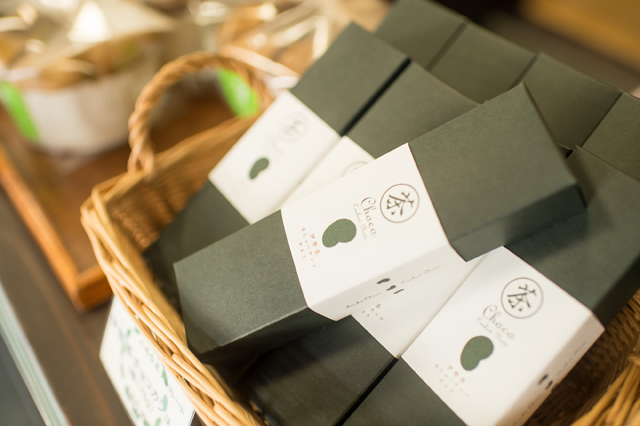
[0,182,131,425]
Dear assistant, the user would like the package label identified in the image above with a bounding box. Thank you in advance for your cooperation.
[210,91,340,223]
[353,256,484,357]
[101,298,195,426]
[281,144,464,320]
[283,136,480,354]
[403,247,604,426]
[281,136,375,206]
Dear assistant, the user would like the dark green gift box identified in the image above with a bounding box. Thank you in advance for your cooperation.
[429,23,535,103]
[427,25,621,154]
[282,62,477,204]
[143,23,409,310]
[583,93,640,182]
[238,66,476,425]
[375,0,466,70]
[410,84,582,260]
[519,54,620,153]
[343,148,640,425]
[347,62,476,159]
[242,256,481,426]
[175,85,584,365]
[287,24,409,136]
[245,317,395,426]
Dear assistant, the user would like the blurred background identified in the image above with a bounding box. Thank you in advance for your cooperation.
[2,0,639,158]
[2,0,640,157]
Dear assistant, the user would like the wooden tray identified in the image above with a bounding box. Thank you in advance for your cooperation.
[0,93,233,310]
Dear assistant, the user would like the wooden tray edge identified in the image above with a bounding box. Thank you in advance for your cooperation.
[0,143,112,311]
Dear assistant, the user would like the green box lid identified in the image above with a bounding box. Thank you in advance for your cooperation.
[375,0,466,70]
[430,23,534,103]
[144,182,249,311]
[290,23,409,135]
[343,358,464,426]
[176,211,331,365]
[519,54,621,151]
[409,84,584,261]
[348,62,476,158]
[583,93,640,182]
[244,316,394,426]
[508,147,640,326]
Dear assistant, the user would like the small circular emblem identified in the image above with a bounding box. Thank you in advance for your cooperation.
[380,184,420,223]
[279,112,307,143]
[501,278,543,319]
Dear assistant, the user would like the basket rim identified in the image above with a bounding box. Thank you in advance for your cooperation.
[81,117,265,426]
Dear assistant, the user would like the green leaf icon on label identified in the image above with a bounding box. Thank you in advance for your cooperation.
[0,81,38,142]
[249,157,269,179]
[322,219,357,248]
[461,336,494,371]
[216,68,260,117]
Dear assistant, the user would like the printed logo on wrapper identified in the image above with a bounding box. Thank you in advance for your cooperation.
[279,112,308,142]
[402,247,605,426]
[210,91,340,224]
[502,278,544,319]
[281,144,466,321]
[381,184,420,223]
[320,184,420,249]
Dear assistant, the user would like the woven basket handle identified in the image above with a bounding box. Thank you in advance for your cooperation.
[127,52,271,175]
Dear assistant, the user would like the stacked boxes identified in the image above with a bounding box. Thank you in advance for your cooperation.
[375,0,466,69]
[344,149,640,425]
[430,24,535,103]
[175,85,583,364]
[282,62,477,205]
[141,1,640,425]
[244,256,483,426]
[583,93,640,181]
[519,54,620,152]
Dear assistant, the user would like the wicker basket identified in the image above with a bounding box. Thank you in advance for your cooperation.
[82,51,640,426]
